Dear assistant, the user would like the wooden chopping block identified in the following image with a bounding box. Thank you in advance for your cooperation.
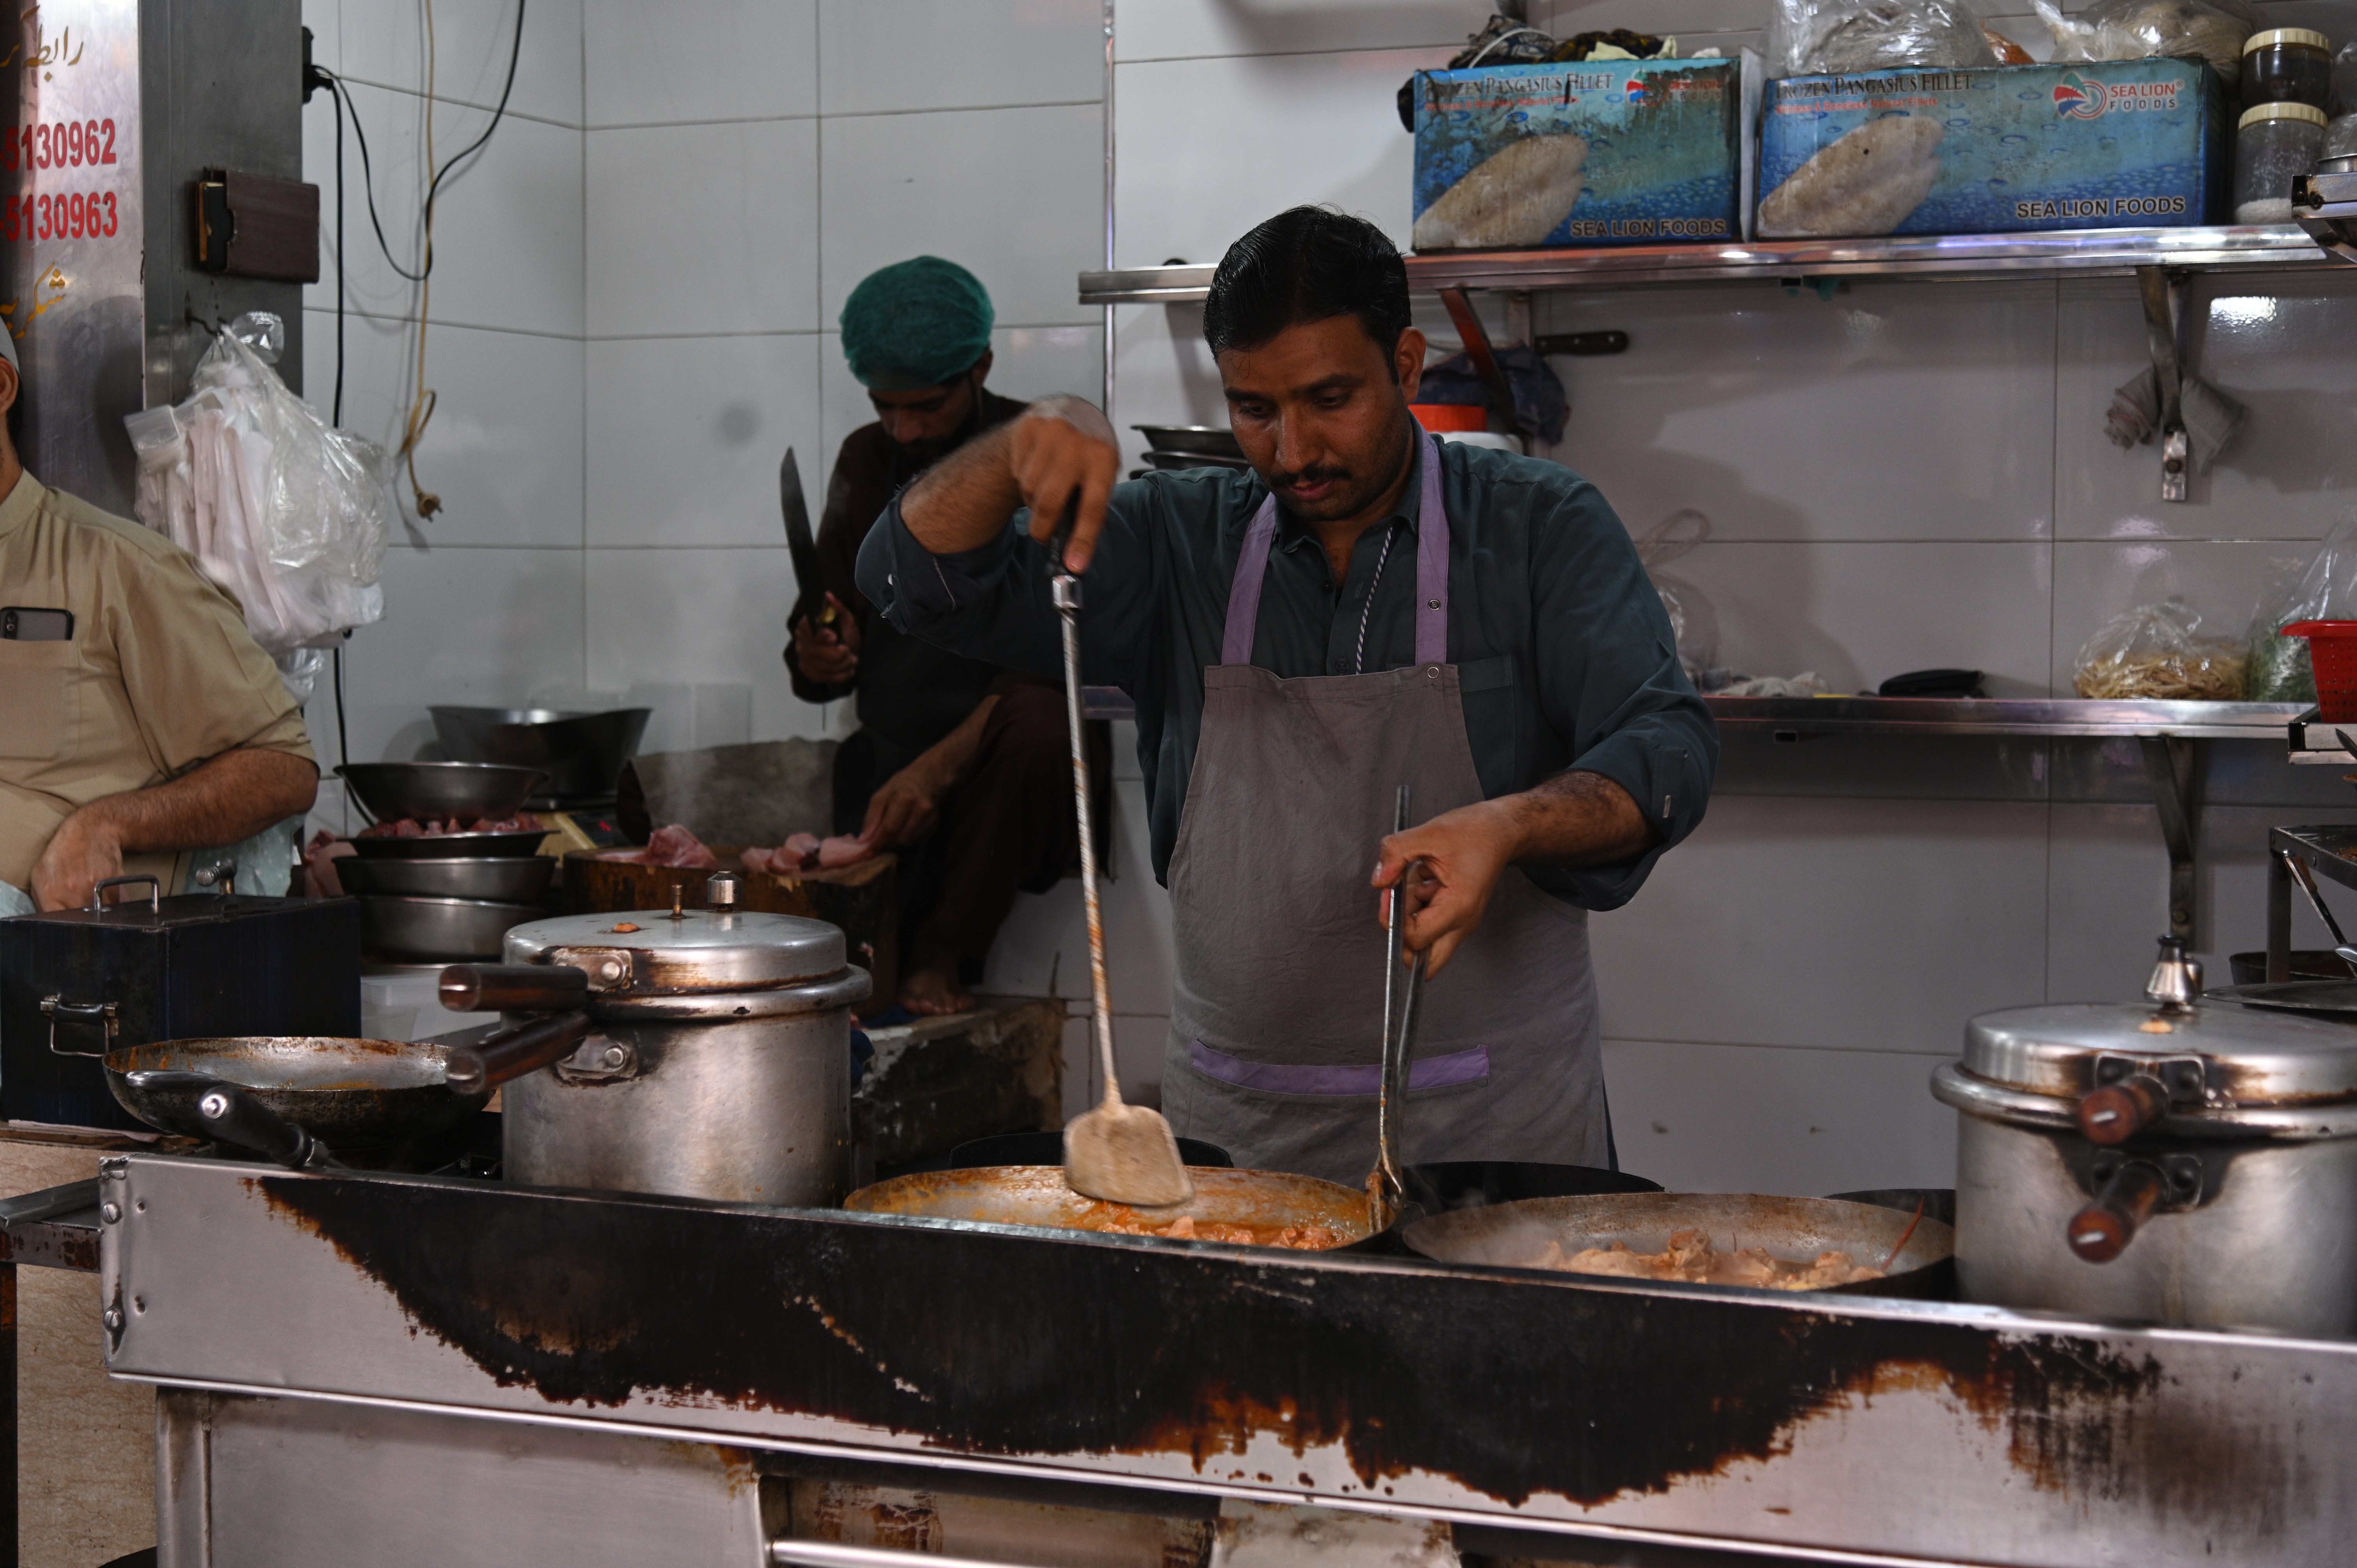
[560,850,898,1003]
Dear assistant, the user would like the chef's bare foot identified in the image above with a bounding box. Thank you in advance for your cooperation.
[900,964,974,1016]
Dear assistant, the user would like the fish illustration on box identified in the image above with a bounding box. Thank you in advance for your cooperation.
[1412,54,1762,250]
[1757,59,2227,238]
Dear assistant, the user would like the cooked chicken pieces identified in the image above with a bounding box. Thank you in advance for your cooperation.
[1527,1227,1883,1290]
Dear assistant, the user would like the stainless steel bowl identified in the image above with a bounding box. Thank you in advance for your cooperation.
[355,896,542,961]
[336,761,547,823]
[429,706,651,801]
[345,830,551,860]
[1133,424,1244,459]
[337,856,553,902]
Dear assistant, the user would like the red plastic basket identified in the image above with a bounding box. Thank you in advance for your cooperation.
[2283,620,2357,721]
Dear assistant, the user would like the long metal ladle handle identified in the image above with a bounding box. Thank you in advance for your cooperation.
[1050,497,1118,1110]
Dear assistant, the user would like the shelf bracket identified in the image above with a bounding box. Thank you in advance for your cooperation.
[2135,265,2190,503]
[2141,735,2202,943]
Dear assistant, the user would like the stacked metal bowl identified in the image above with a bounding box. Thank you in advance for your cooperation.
[334,763,555,961]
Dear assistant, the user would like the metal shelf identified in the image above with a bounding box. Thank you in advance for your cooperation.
[1708,696,2312,740]
[1078,225,2329,304]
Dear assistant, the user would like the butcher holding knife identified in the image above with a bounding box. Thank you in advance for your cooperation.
[857,209,1717,1181]
[783,256,1095,1017]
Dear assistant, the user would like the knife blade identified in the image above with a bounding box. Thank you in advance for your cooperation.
[779,449,835,630]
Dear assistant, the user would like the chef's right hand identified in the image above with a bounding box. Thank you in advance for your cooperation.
[1012,396,1121,575]
[790,593,860,683]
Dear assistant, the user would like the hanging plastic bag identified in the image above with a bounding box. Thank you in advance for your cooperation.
[1632,509,1718,675]
[2032,0,2257,85]
[125,312,393,673]
[2073,597,2246,700]
[2247,515,2357,703]
[1770,0,1995,77]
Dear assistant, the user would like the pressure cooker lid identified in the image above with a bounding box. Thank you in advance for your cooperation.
[1961,940,2357,1106]
[1963,1000,2357,1103]
[503,902,845,993]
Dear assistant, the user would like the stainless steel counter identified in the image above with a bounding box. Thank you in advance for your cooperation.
[100,1151,2357,1567]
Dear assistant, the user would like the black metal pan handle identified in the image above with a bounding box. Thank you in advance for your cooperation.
[123,1071,327,1171]
[443,1010,591,1095]
[440,963,590,1014]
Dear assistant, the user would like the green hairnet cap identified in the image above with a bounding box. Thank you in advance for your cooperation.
[840,256,995,390]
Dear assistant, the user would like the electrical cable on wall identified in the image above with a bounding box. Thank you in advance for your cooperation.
[310,0,526,520]
[304,3,525,823]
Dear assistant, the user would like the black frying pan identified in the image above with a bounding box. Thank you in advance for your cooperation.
[104,966,597,1162]
[1401,1191,1955,1298]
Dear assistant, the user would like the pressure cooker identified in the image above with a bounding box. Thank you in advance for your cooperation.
[1932,936,2357,1337]
[439,871,869,1206]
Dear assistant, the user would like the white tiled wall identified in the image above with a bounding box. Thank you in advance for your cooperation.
[306,0,2357,1193]
[1108,0,2357,1195]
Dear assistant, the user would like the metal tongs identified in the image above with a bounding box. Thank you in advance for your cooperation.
[1051,496,1193,1208]
[1369,785,1428,1229]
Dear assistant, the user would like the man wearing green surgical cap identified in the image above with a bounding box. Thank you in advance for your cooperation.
[788,256,1099,1016]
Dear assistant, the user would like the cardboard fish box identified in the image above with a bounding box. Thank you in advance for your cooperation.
[1412,55,1762,250]
[1758,58,2226,238]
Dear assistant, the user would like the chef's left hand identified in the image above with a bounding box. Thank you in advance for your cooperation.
[1371,799,1519,980]
[31,808,124,913]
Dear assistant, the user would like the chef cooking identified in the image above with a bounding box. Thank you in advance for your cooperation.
[859,206,1717,1182]
[788,256,1098,1017]
[0,327,319,916]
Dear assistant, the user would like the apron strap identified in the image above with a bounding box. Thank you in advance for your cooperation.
[1221,432,1450,669]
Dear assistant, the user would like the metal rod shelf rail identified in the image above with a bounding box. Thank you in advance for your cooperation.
[2266,826,2357,983]
[1707,696,2311,739]
[1078,226,2329,304]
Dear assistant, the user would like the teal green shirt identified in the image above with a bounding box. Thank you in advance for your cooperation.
[857,438,1716,909]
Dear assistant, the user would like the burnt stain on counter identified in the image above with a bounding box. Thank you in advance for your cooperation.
[253,1173,2293,1530]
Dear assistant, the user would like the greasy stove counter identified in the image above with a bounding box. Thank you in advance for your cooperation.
[99,1151,2357,1566]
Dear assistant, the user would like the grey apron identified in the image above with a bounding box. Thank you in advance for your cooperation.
[1160,434,1608,1186]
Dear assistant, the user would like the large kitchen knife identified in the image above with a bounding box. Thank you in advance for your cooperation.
[779,448,836,632]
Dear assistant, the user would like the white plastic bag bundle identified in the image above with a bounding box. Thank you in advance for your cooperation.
[1770,0,1995,76]
[125,312,392,665]
[2032,0,2257,85]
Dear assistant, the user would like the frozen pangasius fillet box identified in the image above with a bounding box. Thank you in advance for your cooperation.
[1757,58,2226,239]
[1411,54,1762,250]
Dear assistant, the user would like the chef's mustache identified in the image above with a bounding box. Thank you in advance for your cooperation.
[1266,461,1353,491]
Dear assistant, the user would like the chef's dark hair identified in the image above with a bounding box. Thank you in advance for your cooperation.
[1203,207,1411,367]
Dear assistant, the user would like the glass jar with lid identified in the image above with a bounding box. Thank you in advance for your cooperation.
[2244,27,2334,110]
[2236,101,2329,222]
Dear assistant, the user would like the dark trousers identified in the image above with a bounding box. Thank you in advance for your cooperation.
[834,683,1109,984]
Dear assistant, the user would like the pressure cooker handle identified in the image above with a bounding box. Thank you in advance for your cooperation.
[439,963,590,1014]
[2076,1072,2172,1145]
[443,1010,591,1095]
[2067,1160,2167,1263]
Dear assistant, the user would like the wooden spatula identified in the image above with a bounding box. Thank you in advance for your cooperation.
[1048,497,1191,1207]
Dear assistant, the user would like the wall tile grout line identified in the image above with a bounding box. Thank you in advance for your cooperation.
[583,97,1103,134]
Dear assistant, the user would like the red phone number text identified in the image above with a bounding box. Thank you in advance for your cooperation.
[5,190,120,240]
[4,118,118,171]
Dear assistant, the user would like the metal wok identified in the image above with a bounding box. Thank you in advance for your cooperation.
[106,1036,488,1149]
[843,1165,1374,1250]
[1403,1192,1956,1298]
[102,1014,590,1153]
